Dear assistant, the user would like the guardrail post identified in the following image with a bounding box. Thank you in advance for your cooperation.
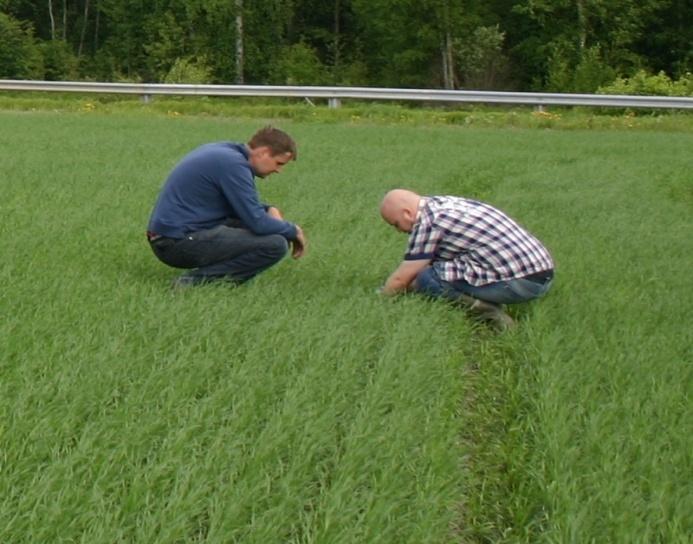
[141,94,152,104]
[534,104,545,112]
[328,98,341,109]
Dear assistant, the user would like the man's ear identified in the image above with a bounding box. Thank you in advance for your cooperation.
[402,207,413,222]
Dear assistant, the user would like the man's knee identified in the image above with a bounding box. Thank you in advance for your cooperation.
[262,235,289,260]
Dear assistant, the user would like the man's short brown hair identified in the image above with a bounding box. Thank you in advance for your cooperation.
[248,126,298,160]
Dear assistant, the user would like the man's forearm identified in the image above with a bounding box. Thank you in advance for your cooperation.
[380,259,431,296]
[381,274,412,295]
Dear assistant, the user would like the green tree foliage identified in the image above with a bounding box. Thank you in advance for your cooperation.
[632,0,693,77]
[163,56,213,84]
[454,25,508,89]
[508,0,677,91]
[598,70,693,97]
[40,39,78,80]
[350,0,442,87]
[287,0,364,85]
[0,11,42,78]
[274,42,328,85]
[0,0,690,91]
[242,0,294,84]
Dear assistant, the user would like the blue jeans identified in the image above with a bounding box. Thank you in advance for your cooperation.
[414,266,553,305]
[149,224,288,284]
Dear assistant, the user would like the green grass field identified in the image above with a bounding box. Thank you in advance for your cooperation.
[1,108,691,543]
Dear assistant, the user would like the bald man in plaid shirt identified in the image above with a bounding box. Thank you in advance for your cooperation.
[379,189,554,329]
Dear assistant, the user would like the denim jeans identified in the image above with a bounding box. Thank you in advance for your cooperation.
[149,224,288,284]
[414,266,553,305]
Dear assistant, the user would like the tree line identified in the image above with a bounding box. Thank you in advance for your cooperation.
[1,0,691,93]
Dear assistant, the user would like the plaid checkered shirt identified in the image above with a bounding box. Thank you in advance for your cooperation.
[405,196,554,286]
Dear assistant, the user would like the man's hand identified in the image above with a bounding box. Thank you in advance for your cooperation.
[292,225,307,259]
[267,206,284,220]
[381,259,431,295]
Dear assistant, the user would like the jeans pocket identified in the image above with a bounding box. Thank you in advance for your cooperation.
[151,238,173,251]
[187,225,228,242]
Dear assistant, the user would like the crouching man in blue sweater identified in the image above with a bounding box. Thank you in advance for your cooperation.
[147,126,307,287]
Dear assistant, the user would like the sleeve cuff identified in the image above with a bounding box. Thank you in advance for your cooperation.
[404,252,434,261]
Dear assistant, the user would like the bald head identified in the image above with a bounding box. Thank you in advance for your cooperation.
[380,189,422,233]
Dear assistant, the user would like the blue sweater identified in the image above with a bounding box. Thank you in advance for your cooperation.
[148,142,298,240]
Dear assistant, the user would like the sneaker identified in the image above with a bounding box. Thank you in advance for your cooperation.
[171,275,241,290]
[170,275,198,290]
[458,295,516,331]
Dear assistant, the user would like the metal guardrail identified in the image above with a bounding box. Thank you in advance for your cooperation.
[1,79,692,109]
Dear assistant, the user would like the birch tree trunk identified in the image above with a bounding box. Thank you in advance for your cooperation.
[439,0,455,89]
[62,0,67,40]
[48,0,56,40]
[78,0,90,57]
[235,0,244,84]
[93,0,100,51]
[442,31,455,89]
[333,0,340,75]
[576,0,587,51]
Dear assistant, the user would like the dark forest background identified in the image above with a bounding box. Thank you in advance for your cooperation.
[1,0,691,92]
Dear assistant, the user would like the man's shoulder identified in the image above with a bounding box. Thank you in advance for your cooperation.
[425,195,474,219]
[181,142,252,181]
[428,195,473,207]
[193,141,248,163]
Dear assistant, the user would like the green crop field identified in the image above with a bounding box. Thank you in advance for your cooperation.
[1,108,691,543]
